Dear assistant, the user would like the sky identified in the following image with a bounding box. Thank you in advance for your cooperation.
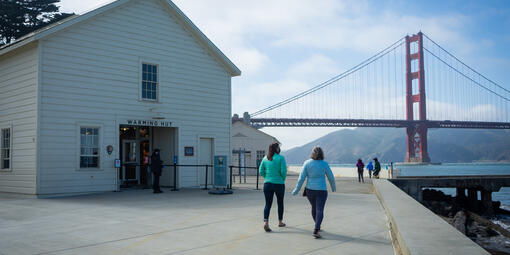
[57,0,510,150]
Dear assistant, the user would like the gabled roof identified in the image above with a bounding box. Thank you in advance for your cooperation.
[0,0,241,77]
[232,120,281,144]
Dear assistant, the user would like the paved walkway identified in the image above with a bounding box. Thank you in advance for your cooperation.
[0,177,394,255]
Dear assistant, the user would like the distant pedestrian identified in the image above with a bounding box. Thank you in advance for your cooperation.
[151,149,163,193]
[356,159,365,183]
[292,146,336,239]
[259,143,287,232]
[373,158,381,179]
[366,161,374,178]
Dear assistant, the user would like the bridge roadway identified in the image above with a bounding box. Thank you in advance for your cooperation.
[250,118,510,129]
[390,175,510,215]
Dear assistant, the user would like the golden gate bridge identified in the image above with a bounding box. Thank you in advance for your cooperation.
[244,32,510,163]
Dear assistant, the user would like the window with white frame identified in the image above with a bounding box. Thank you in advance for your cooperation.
[142,63,158,101]
[1,128,10,169]
[80,127,99,168]
[256,150,265,167]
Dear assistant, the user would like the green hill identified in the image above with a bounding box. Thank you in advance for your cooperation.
[282,128,510,164]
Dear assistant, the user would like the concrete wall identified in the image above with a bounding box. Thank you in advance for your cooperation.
[37,0,232,194]
[373,179,490,255]
[0,43,39,194]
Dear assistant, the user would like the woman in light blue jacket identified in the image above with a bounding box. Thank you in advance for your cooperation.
[292,146,336,238]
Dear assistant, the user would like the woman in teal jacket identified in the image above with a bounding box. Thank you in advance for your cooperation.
[259,143,287,232]
[292,146,336,238]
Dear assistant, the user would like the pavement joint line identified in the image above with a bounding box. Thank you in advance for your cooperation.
[31,217,237,255]
[39,203,380,254]
[161,214,386,255]
[298,229,390,255]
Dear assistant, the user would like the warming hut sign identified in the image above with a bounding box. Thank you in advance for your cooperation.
[123,119,172,127]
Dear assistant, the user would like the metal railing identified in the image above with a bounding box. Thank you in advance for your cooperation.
[229,165,261,190]
[120,163,213,191]
[120,163,263,191]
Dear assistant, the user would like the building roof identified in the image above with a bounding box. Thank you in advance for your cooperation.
[0,0,241,77]
[232,120,280,144]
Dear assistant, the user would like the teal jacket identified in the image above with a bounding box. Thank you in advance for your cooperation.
[259,154,287,184]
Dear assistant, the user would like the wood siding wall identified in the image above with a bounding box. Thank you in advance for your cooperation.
[38,0,231,194]
[0,43,38,194]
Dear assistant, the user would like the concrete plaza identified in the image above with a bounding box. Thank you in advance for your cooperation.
[0,177,394,255]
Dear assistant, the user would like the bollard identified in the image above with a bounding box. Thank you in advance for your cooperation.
[203,165,209,190]
[239,166,242,184]
[255,167,260,190]
[229,166,233,189]
[171,163,178,191]
[244,167,247,184]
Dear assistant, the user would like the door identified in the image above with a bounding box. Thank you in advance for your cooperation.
[199,138,213,187]
[153,127,175,187]
[122,140,139,184]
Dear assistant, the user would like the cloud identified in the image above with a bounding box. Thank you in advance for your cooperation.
[58,0,113,14]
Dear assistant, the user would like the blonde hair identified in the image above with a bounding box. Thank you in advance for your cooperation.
[310,146,324,160]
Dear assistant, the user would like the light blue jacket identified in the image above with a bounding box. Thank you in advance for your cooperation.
[292,159,336,195]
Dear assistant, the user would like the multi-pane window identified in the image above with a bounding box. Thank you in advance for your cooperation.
[142,63,158,101]
[1,128,10,169]
[256,150,265,167]
[80,128,99,168]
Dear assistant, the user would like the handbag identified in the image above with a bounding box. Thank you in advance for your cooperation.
[302,188,307,197]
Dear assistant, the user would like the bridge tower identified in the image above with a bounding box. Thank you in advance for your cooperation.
[405,32,431,163]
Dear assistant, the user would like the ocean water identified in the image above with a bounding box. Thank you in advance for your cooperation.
[289,163,510,207]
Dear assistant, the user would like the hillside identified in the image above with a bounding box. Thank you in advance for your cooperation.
[282,128,510,164]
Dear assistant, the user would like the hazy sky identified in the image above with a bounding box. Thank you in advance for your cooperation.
[57,0,510,150]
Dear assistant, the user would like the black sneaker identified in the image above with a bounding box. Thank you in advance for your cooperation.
[313,229,322,239]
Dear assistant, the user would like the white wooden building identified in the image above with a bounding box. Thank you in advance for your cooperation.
[231,118,279,175]
[0,0,240,195]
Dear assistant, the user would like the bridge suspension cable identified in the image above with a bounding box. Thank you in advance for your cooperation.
[251,36,406,117]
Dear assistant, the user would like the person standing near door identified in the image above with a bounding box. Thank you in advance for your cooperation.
[259,143,287,232]
[151,149,163,193]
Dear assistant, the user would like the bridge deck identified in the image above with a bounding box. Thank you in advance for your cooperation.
[250,118,510,129]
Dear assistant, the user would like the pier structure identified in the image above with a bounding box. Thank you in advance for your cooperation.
[390,175,510,215]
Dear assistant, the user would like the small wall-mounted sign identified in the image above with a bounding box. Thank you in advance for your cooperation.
[106,145,114,155]
[185,146,194,156]
[114,159,121,168]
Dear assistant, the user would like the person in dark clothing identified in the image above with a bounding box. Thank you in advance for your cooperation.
[151,149,163,193]
[373,158,381,179]
[356,159,364,183]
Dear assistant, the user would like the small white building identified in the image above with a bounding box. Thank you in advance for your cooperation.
[231,117,279,175]
[0,0,240,195]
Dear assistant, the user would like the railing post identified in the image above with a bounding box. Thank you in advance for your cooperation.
[239,166,242,184]
[255,167,260,190]
[171,163,178,191]
[244,167,247,184]
[203,165,209,190]
[229,166,233,189]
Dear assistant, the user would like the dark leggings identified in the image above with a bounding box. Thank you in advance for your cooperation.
[263,183,285,221]
[306,188,328,230]
[358,170,364,182]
